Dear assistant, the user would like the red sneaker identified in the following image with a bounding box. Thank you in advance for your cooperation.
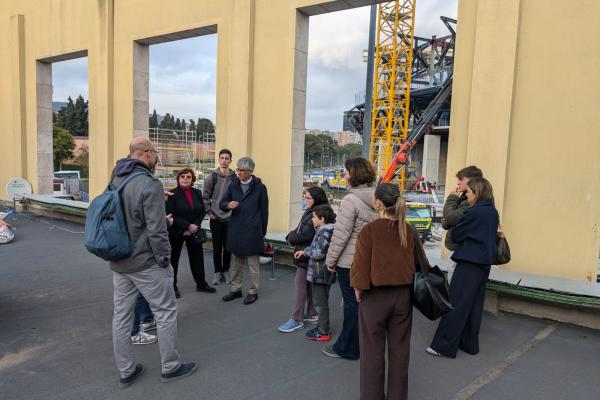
[305,327,331,341]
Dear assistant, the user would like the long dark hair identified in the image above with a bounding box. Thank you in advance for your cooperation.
[375,183,408,247]
[345,157,376,187]
[306,186,328,208]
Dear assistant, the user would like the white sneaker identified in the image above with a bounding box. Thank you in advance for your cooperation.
[426,347,443,357]
[223,271,231,284]
[141,320,156,332]
[132,331,158,345]
[211,273,221,285]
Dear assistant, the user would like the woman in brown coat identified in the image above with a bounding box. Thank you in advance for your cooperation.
[351,183,416,400]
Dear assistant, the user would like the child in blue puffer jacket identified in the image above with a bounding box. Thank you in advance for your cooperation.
[294,204,336,341]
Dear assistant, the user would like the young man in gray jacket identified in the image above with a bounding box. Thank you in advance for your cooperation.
[442,165,483,281]
[110,137,196,388]
[202,149,236,285]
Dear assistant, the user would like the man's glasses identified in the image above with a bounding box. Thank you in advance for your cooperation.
[236,168,251,173]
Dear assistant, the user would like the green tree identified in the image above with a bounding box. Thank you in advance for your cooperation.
[55,96,75,133]
[304,134,339,169]
[174,118,182,130]
[188,119,196,133]
[53,125,76,170]
[196,118,215,142]
[54,95,88,137]
[149,109,159,128]
[159,113,174,129]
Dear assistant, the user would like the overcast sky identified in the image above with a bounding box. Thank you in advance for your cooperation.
[52,0,457,131]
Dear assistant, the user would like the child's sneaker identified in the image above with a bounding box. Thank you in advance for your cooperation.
[303,314,318,323]
[305,327,331,341]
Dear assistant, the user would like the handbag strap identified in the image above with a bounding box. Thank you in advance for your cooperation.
[411,225,430,273]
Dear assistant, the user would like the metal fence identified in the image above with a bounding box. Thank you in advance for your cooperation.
[149,127,215,189]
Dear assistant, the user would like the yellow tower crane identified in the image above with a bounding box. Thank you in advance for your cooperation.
[369,0,416,191]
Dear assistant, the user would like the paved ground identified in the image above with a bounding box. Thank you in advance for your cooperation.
[1,213,600,400]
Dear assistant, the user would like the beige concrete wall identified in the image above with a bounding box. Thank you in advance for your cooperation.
[446,0,600,281]
[1,0,598,280]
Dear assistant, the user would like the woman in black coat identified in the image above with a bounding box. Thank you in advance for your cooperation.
[278,187,329,333]
[427,177,499,358]
[166,168,216,298]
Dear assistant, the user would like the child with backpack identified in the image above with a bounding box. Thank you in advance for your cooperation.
[293,204,336,341]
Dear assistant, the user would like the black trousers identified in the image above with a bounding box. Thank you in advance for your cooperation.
[169,234,207,288]
[209,219,231,273]
[430,261,490,358]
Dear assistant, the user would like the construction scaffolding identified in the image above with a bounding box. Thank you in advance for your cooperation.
[369,0,416,191]
[149,127,215,189]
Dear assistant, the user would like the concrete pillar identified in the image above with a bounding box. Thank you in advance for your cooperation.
[132,41,149,138]
[422,134,440,184]
[288,11,309,230]
[10,15,27,181]
[35,61,53,194]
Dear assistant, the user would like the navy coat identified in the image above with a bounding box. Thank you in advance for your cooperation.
[219,176,269,256]
[451,199,499,265]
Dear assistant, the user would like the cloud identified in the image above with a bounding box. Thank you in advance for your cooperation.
[305,1,458,131]
[52,57,89,101]
[48,1,458,132]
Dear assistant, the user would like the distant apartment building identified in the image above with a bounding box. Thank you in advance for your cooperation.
[306,129,362,146]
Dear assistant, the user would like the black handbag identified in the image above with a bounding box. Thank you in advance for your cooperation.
[412,228,454,320]
[189,229,207,245]
[495,231,511,265]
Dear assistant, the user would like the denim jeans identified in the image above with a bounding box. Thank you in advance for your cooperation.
[332,268,360,359]
[130,293,154,336]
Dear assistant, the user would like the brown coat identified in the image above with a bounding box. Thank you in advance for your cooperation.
[350,218,416,290]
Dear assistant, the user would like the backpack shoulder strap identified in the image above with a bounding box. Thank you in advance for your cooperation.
[210,171,219,196]
[115,171,148,192]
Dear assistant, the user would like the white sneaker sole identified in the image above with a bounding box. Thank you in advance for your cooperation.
[278,323,304,333]
[132,338,158,345]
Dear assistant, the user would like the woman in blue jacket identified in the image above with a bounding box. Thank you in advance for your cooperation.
[427,177,499,358]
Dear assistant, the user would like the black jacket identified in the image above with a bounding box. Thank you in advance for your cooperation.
[219,176,269,256]
[286,209,316,269]
[166,186,206,236]
[451,199,499,265]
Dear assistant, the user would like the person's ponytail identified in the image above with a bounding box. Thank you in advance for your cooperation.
[393,196,408,247]
[375,183,409,247]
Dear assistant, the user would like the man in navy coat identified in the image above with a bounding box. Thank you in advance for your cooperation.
[220,157,269,305]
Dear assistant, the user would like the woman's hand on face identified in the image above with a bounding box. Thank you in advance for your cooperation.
[188,224,199,233]
[354,288,363,303]
[452,185,462,196]
[294,250,304,259]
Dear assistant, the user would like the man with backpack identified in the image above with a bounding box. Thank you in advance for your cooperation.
[202,148,236,285]
[107,137,196,388]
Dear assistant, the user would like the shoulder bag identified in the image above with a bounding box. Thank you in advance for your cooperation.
[495,226,511,265]
[412,227,454,320]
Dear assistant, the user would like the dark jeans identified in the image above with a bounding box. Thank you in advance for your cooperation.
[332,268,360,359]
[313,283,331,334]
[169,233,208,288]
[430,261,491,358]
[130,293,154,336]
[210,219,231,273]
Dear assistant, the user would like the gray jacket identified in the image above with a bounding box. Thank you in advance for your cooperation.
[109,161,171,273]
[442,193,469,251]
[325,184,378,269]
[202,168,236,221]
